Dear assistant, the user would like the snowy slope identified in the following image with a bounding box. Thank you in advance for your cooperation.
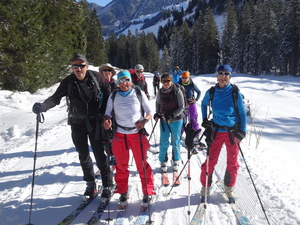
[1,67,300,225]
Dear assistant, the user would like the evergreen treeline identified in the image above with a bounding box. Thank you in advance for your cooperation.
[1,0,299,92]
[0,0,105,93]
[106,0,299,76]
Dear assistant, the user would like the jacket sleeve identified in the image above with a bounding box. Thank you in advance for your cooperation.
[172,87,185,117]
[43,76,70,111]
[193,82,201,101]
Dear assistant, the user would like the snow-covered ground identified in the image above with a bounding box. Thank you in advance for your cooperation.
[1,66,300,225]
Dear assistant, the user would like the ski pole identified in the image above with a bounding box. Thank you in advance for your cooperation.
[26,113,44,225]
[150,119,158,146]
[166,130,205,196]
[148,119,158,142]
[238,144,271,225]
[104,130,113,223]
[139,131,153,224]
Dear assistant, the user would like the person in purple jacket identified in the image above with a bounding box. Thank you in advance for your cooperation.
[200,64,247,203]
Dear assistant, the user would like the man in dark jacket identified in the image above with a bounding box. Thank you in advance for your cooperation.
[32,54,113,202]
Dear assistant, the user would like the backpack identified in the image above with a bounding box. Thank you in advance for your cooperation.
[174,83,188,110]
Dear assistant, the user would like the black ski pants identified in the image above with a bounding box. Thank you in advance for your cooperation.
[71,118,112,187]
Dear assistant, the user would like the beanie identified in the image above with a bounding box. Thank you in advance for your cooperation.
[182,71,190,78]
[134,64,144,70]
[117,70,132,82]
[216,64,232,73]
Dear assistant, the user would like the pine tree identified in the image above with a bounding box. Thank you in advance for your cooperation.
[83,4,107,66]
[0,0,86,92]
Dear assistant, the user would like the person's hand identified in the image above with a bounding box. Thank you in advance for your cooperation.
[135,119,148,130]
[163,113,173,121]
[234,130,246,143]
[103,116,112,130]
[201,118,212,129]
[153,113,162,121]
[188,98,196,104]
[32,103,46,114]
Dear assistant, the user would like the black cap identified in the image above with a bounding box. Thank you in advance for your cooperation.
[70,54,88,63]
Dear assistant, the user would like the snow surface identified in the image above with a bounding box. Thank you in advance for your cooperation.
[1,67,300,225]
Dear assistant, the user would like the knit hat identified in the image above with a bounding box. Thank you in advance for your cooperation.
[99,63,116,76]
[117,70,132,82]
[70,53,88,63]
[182,71,190,78]
[216,64,232,73]
[134,64,144,70]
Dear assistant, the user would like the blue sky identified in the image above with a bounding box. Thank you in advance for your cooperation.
[88,0,112,6]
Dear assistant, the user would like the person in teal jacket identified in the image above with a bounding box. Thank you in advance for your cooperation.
[200,64,247,203]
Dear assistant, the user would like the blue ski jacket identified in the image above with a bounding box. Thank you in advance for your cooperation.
[201,83,247,132]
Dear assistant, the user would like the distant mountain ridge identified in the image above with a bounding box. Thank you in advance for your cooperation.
[90,0,187,35]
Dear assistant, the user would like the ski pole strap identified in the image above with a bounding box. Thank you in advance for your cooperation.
[37,113,44,123]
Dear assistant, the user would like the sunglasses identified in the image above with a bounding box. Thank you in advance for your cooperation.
[103,69,112,72]
[136,71,143,73]
[72,64,87,69]
[119,78,130,83]
[218,72,231,76]
[162,80,171,83]
[182,77,188,79]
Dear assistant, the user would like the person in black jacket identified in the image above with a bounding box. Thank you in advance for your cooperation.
[32,54,113,202]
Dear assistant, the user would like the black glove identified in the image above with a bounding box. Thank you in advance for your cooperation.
[164,113,174,120]
[32,103,46,114]
[201,118,212,129]
[154,113,162,120]
[234,130,246,140]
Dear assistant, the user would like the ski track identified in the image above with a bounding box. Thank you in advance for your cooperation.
[1,72,300,224]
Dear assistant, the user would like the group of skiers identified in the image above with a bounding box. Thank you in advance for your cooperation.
[32,53,247,209]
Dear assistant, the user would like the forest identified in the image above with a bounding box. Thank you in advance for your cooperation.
[0,0,299,92]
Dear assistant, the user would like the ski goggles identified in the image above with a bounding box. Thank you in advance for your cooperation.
[119,78,131,83]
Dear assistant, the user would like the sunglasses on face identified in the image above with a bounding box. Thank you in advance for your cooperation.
[72,64,87,69]
[103,69,112,72]
[162,80,171,83]
[136,71,143,73]
[119,78,130,83]
[217,72,231,76]
[182,77,188,79]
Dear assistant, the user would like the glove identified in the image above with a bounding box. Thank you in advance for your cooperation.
[201,118,212,129]
[164,113,174,120]
[153,113,162,120]
[234,130,246,141]
[32,103,46,114]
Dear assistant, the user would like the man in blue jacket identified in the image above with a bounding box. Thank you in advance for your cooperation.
[200,64,247,203]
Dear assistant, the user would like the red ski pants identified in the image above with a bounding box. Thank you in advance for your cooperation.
[112,132,155,195]
[200,132,240,187]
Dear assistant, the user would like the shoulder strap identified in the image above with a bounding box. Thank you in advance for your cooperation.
[231,84,240,120]
[88,70,103,106]
[208,86,215,119]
